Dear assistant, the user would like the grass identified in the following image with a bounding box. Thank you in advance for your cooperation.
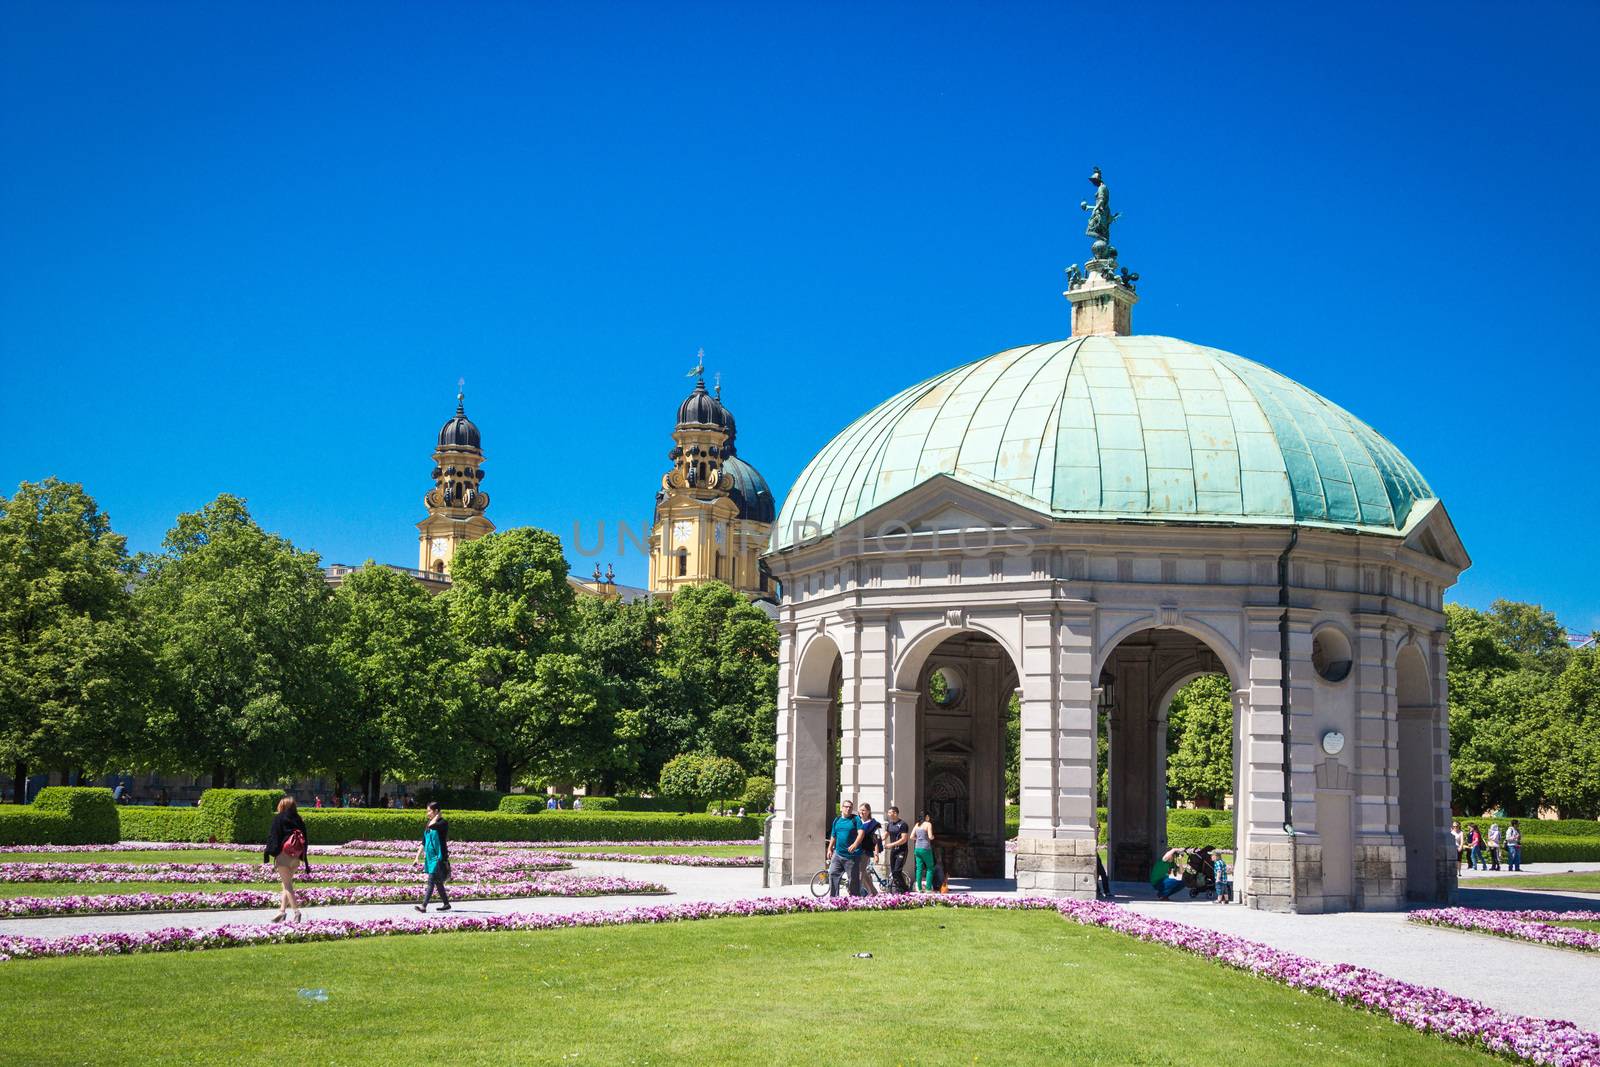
[1467,871,1600,892]
[0,849,410,865]
[1552,921,1600,932]
[0,880,381,899]
[1,909,1498,1065]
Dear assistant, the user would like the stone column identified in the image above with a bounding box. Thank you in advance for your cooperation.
[1241,605,1296,911]
[1429,629,1458,904]
[767,621,798,886]
[886,688,920,820]
[1015,605,1098,898]
[845,611,892,816]
[1353,614,1406,909]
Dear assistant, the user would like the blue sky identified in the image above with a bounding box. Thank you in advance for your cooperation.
[3,3,1597,632]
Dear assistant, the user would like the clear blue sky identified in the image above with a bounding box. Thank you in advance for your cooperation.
[3,3,1597,632]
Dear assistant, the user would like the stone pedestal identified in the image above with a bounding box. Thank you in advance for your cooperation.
[1015,836,1099,898]
[1064,273,1137,337]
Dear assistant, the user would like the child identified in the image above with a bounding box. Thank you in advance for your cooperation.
[1213,850,1233,904]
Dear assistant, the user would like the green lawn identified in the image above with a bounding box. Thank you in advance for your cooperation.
[539,843,760,858]
[1468,871,1600,892]
[1,849,410,865]
[1,909,1497,1065]
[1552,920,1600,932]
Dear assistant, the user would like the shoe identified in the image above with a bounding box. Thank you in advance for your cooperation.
[271,912,286,923]
[414,905,427,913]
[292,911,302,922]
[438,904,452,911]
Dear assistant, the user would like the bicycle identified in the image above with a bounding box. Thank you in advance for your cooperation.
[810,854,901,898]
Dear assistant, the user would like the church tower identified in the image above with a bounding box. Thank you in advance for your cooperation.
[648,358,777,601]
[417,388,494,576]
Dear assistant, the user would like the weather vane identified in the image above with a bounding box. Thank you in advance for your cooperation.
[687,348,705,379]
[713,370,722,398]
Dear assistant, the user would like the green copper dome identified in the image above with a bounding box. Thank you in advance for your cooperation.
[770,335,1435,552]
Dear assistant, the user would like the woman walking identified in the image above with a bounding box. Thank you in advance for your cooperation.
[1506,819,1523,871]
[414,802,452,912]
[1466,823,1484,870]
[1450,820,1464,869]
[912,812,936,891]
[1486,822,1503,870]
[263,796,310,923]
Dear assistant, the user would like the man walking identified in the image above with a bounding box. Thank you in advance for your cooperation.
[883,806,911,892]
[825,800,864,898]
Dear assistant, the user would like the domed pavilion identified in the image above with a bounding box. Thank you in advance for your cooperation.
[762,175,1469,912]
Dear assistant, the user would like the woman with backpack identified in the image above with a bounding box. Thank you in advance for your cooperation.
[414,802,452,913]
[263,796,310,923]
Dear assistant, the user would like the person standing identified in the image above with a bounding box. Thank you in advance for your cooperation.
[1467,824,1483,870]
[1451,821,1464,869]
[825,800,864,898]
[1486,822,1503,870]
[856,803,882,895]
[414,802,452,912]
[1213,850,1233,904]
[1506,820,1523,871]
[912,812,936,891]
[263,796,310,923]
[883,807,911,892]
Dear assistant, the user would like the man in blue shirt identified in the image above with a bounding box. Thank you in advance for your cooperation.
[825,800,864,897]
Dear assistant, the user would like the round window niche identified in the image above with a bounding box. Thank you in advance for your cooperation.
[928,666,963,707]
[1311,627,1354,683]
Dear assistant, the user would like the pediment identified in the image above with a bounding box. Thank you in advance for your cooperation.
[1398,499,1472,572]
[841,472,1050,542]
[925,737,975,756]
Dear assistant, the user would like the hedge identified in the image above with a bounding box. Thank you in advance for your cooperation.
[118,806,206,842]
[611,796,688,813]
[300,810,762,845]
[1517,836,1600,863]
[1494,819,1600,837]
[32,787,120,844]
[415,786,503,811]
[497,795,548,814]
[1167,808,1232,829]
[197,789,282,843]
[0,808,73,846]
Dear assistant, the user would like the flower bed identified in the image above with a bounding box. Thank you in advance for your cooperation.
[550,851,761,868]
[0,855,570,886]
[0,873,667,918]
[1410,908,1600,953]
[0,896,1594,1064]
[344,838,761,852]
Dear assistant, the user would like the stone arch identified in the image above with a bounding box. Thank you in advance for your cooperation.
[794,629,842,699]
[1093,615,1246,687]
[1099,623,1243,886]
[892,620,1024,694]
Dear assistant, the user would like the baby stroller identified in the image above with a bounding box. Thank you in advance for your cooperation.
[1181,846,1217,899]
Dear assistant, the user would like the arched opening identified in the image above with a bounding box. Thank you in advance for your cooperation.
[789,634,843,865]
[910,631,1020,879]
[1100,627,1240,897]
[1396,642,1438,901]
[675,548,688,577]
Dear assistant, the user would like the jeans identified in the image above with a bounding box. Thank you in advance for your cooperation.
[888,848,909,892]
[1508,843,1521,871]
[1157,876,1184,899]
[423,870,450,907]
[1469,845,1483,870]
[828,851,861,897]
[1488,846,1501,870]
[914,848,935,890]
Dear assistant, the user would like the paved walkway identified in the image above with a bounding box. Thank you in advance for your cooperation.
[5,858,1597,1033]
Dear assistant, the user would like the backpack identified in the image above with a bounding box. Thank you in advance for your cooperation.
[281,827,306,859]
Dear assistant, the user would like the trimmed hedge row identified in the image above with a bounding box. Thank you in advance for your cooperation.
[197,789,281,843]
[118,806,206,842]
[0,809,72,846]
[300,810,763,845]
[0,788,119,846]
[1516,836,1600,863]
[1167,808,1232,829]
[1499,819,1600,837]
[415,786,503,811]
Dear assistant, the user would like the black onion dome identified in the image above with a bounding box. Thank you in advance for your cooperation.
[438,393,481,450]
[721,456,776,523]
[676,377,729,431]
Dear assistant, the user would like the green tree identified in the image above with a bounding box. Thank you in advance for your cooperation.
[327,563,461,802]
[698,755,746,812]
[0,479,151,800]
[658,752,705,812]
[656,581,778,777]
[447,528,603,792]
[1165,674,1233,807]
[137,494,335,786]
[574,594,668,794]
